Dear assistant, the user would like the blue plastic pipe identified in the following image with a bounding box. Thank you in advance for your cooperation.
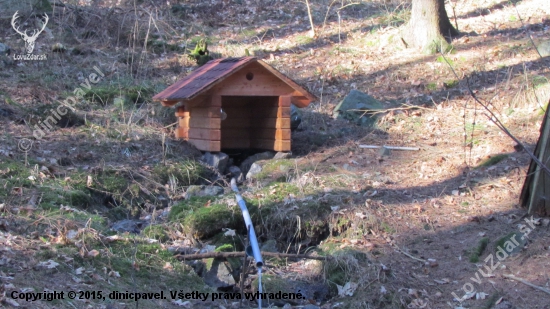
[230,178,263,267]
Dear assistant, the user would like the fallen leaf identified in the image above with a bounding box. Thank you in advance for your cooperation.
[223,229,236,237]
[37,260,59,269]
[337,281,358,297]
[172,299,192,307]
[87,250,100,258]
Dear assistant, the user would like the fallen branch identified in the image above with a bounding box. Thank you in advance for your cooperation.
[358,145,420,151]
[175,251,329,261]
[393,245,427,263]
[503,274,550,296]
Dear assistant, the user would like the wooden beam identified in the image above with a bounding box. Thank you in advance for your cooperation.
[188,139,220,152]
[209,95,222,107]
[279,95,291,107]
[161,100,179,107]
[291,96,311,108]
[188,128,221,140]
[175,106,188,117]
[223,107,252,118]
[179,117,189,128]
[189,117,221,129]
[191,107,222,118]
[174,127,188,139]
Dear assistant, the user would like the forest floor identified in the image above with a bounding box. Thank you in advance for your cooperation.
[0,0,549,308]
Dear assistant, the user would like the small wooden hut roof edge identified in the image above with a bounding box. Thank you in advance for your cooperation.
[153,57,317,152]
[153,56,317,107]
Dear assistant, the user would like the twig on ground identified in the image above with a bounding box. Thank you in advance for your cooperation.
[393,245,427,263]
[358,145,420,151]
[503,274,550,295]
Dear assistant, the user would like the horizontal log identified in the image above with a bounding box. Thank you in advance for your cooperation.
[191,107,222,118]
[188,128,221,140]
[188,139,220,152]
[189,117,221,129]
[223,107,251,118]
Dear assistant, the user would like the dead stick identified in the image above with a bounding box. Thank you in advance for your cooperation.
[393,245,427,263]
[503,274,550,296]
[175,251,329,261]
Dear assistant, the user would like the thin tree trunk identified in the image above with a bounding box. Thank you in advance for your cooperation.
[403,0,459,53]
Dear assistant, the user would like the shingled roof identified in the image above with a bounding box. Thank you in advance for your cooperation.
[153,57,316,104]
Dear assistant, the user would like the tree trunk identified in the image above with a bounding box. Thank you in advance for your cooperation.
[403,0,459,54]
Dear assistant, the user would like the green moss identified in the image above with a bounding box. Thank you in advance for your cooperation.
[168,196,213,221]
[142,225,169,242]
[444,80,459,88]
[152,161,205,186]
[475,154,508,169]
[469,237,490,263]
[183,203,241,238]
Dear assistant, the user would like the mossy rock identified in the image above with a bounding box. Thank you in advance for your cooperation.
[183,204,242,239]
[168,196,213,221]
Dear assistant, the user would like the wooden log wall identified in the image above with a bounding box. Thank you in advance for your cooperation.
[186,95,222,152]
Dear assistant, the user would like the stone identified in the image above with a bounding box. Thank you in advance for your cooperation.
[228,165,244,183]
[303,305,321,309]
[333,89,384,127]
[240,151,275,175]
[204,260,236,288]
[246,163,263,180]
[290,104,302,130]
[111,219,148,233]
[274,151,292,159]
[378,146,391,157]
[202,186,224,196]
[185,185,203,199]
[0,43,10,55]
[201,152,229,174]
[537,40,550,57]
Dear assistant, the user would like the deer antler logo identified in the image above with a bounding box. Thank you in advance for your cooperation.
[11,11,49,54]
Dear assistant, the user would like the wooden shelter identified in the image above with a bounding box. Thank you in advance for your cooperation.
[520,100,550,216]
[153,57,316,152]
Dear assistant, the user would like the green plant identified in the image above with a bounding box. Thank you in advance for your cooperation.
[475,154,508,169]
[469,237,489,263]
